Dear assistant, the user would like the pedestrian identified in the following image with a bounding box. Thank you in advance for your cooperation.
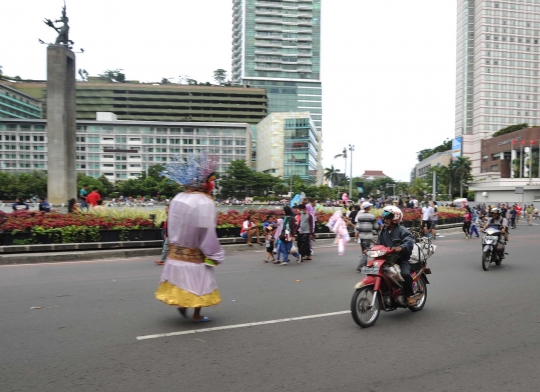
[295,204,314,263]
[79,184,89,210]
[38,196,51,212]
[305,201,316,256]
[509,206,517,229]
[356,201,379,270]
[277,206,296,265]
[421,202,433,236]
[85,187,101,207]
[515,204,523,223]
[273,218,284,264]
[430,201,438,239]
[328,210,349,256]
[155,205,169,266]
[470,215,480,238]
[349,205,360,241]
[263,226,276,263]
[12,197,30,211]
[240,214,262,246]
[526,204,534,226]
[93,199,106,211]
[155,153,223,323]
[463,207,472,239]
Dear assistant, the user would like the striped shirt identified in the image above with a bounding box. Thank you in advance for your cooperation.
[355,212,379,240]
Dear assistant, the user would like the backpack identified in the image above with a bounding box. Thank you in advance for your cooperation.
[279,217,293,242]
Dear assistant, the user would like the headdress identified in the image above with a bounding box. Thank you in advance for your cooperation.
[161,152,219,192]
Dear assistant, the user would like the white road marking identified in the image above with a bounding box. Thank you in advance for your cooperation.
[136,310,351,340]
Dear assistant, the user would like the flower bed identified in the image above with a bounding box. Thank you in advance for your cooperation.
[0,211,158,245]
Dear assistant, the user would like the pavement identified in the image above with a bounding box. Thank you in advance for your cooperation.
[1,223,539,391]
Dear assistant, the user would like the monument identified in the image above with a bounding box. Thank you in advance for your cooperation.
[44,3,77,205]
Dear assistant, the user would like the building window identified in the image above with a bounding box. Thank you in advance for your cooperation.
[183,139,193,145]
[115,156,127,161]
[33,136,45,142]
[116,164,127,170]
[156,138,167,144]
[491,165,499,171]
[482,155,489,162]
[481,166,489,173]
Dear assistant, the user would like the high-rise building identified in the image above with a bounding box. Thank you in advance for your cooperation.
[231,0,322,129]
[455,0,540,174]
[0,82,42,119]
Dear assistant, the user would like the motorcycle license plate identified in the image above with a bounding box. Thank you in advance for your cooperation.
[361,266,380,274]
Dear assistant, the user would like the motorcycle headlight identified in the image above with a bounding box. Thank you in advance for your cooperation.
[368,250,387,258]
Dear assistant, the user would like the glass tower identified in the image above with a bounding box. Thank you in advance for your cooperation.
[456,0,540,138]
[455,0,540,175]
[231,0,322,134]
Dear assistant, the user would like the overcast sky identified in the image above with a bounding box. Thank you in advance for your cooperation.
[1,0,457,182]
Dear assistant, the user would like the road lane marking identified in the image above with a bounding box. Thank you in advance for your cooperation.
[136,310,351,340]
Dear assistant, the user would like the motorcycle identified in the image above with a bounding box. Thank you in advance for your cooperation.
[481,227,505,271]
[351,238,434,328]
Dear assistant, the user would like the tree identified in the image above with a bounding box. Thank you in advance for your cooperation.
[219,160,255,198]
[417,139,453,162]
[492,123,528,138]
[99,69,126,83]
[452,156,472,198]
[213,69,228,85]
[98,175,115,196]
[186,78,198,85]
[78,68,88,81]
[363,177,396,198]
[161,77,171,84]
[409,178,429,199]
[324,165,341,187]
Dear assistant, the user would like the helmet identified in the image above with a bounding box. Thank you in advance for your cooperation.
[381,205,403,224]
[491,207,501,214]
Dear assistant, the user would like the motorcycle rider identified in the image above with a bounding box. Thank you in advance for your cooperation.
[480,207,508,258]
[376,206,416,306]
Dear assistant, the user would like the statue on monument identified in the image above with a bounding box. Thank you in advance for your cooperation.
[44,2,74,46]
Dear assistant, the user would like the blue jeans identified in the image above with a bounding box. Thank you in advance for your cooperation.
[470,224,479,237]
[278,241,293,262]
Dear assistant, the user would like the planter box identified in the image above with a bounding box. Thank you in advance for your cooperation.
[216,227,241,238]
[1,229,161,245]
[315,226,330,233]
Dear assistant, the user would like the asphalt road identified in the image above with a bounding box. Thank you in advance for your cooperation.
[1,224,539,392]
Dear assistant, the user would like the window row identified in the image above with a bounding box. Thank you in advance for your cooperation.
[0,135,45,141]
[484,74,540,83]
[483,83,539,91]
[0,145,45,151]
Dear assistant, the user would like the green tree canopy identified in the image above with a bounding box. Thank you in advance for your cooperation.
[213,69,228,85]
[417,139,453,162]
[99,69,126,83]
[491,123,528,138]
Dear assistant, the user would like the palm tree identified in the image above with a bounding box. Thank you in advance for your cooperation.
[452,156,472,198]
[409,178,428,198]
[324,165,341,187]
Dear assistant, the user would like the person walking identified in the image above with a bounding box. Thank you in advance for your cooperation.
[430,201,438,239]
[463,207,472,239]
[328,210,349,256]
[79,184,89,210]
[85,187,101,207]
[356,201,379,271]
[156,205,170,266]
[263,226,276,263]
[295,204,314,263]
[526,204,534,226]
[470,215,480,238]
[277,206,296,265]
[421,202,433,236]
[155,153,223,323]
[509,205,517,229]
[38,196,51,212]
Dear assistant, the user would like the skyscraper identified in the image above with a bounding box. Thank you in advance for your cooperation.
[231,0,322,132]
[455,0,540,174]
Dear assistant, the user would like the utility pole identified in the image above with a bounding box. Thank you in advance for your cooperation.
[432,172,437,202]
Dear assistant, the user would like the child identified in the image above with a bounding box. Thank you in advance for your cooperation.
[263,226,276,263]
[470,215,480,238]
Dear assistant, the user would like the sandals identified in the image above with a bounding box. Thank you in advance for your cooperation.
[155,261,165,266]
[193,316,211,323]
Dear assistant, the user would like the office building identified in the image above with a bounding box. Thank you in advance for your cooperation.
[0,82,42,119]
[0,118,252,180]
[2,79,267,124]
[256,112,319,184]
[455,0,540,175]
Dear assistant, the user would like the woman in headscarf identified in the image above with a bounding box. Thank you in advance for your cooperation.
[155,153,223,323]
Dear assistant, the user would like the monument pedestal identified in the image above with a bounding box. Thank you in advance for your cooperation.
[46,45,76,205]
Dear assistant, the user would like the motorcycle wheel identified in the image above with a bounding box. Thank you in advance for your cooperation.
[495,254,502,266]
[409,276,427,312]
[482,251,491,271]
[351,287,380,328]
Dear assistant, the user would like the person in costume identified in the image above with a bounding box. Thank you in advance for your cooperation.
[155,153,223,323]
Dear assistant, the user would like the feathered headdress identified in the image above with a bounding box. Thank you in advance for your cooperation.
[161,152,219,191]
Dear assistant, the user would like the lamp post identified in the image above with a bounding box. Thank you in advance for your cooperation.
[348,144,355,200]
[334,147,347,199]
[385,183,396,199]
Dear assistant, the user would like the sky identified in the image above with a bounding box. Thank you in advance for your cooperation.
[0,0,457,182]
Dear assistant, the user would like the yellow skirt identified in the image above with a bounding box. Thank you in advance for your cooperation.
[155,281,222,308]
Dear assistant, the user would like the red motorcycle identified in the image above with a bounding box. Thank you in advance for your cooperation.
[351,241,433,328]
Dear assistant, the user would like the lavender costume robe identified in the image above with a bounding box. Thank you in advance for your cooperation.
[156,192,224,307]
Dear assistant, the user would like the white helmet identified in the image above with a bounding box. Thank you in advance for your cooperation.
[381,205,403,224]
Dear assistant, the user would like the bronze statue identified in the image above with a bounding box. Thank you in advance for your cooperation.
[44,2,73,46]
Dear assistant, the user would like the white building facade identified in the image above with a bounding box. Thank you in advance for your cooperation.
[456,0,540,175]
[0,119,252,181]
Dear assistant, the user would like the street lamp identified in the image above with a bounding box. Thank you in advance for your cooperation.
[348,144,355,200]
[385,183,396,199]
[334,147,347,198]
